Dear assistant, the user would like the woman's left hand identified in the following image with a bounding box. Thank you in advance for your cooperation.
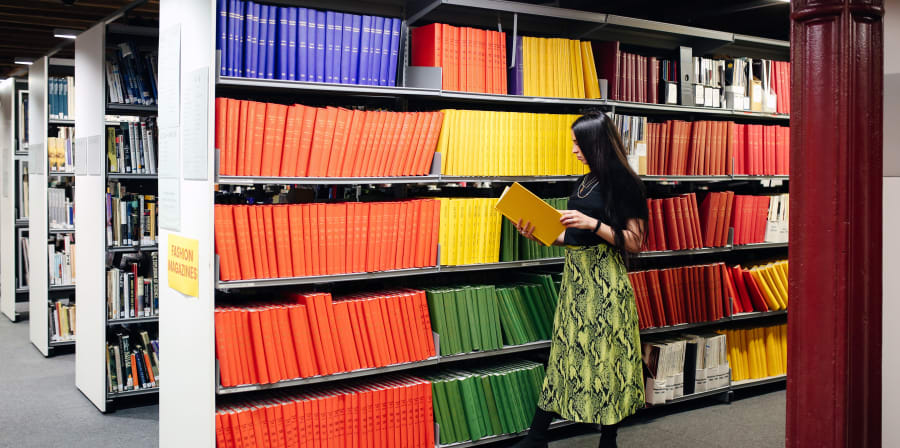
[559,210,599,230]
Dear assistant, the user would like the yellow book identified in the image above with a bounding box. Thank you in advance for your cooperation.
[764,327,780,376]
[488,111,497,176]
[539,38,549,96]
[436,110,451,174]
[581,41,601,99]
[571,40,585,98]
[523,37,534,96]
[763,265,788,307]
[499,112,508,176]
[495,182,565,246]
[781,325,788,369]
[750,269,780,310]
[438,198,450,265]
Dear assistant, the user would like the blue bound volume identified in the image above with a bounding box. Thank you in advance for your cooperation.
[358,16,372,85]
[297,8,308,82]
[225,0,235,76]
[256,5,268,78]
[306,9,317,82]
[315,10,326,82]
[378,17,392,86]
[266,5,275,79]
[340,13,353,84]
[324,11,336,83]
[242,1,255,78]
[248,2,260,78]
[278,7,288,79]
[287,8,297,80]
[350,15,362,84]
[331,12,343,84]
[387,18,400,86]
[217,0,227,75]
[369,16,384,86]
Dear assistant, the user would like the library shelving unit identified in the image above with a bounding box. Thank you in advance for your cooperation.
[158,0,788,446]
[28,56,77,357]
[74,20,160,412]
[0,78,29,321]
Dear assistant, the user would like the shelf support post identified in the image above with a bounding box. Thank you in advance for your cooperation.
[787,0,883,446]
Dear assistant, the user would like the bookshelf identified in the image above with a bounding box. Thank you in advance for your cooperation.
[0,79,26,321]
[159,0,789,446]
[27,56,77,357]
[74,20,160,413]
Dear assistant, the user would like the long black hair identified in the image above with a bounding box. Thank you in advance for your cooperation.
[571,111,649,253]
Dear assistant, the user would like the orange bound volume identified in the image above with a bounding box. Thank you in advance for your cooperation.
[286,304,319,377]
[315,204,328,276]
[280,105,302,177]
[373,112,399,177]
[341,299,370,368]
[287,205,306,277]
[273,307,300,380]
[398,292,422,360]
[214,310,234,387]
[294,106,317,177]
[267,306,291,382]
[344,203,358,273]
[231,309,251,385]
[301,205,317,276]
[416,111,442,176]
[678,197,695,249]
[269,104,288,177]
[316,107,339,176]
[326,108,352,177]
[406,200,423,269]
[403,113,428,176]
[365,112,390,177]
[213,205,235,281]
[350,111,375,177]
[377,296,401,365]
[298,294,335,375]
[364,204,380,273]
[234,100,249,176]
[248,207,268,278]
[305,107,331,177]
[333,301,362,372]
[260,103,281,176]
[232,206,256,279]
[273,205,293,278]
[354,203,370,274]
[720,192,735,246]
[262,206,279,277]
[257,307,284,382]
[390,113,416,176]
[225,99,240,176]
[339,110,365,177]
[394,202,410,269]
[349,300,375,367]
[324,204,339,275]
[248,309,271,384]
[388,294,413,363]
[364,297,392,366]
[320,293,346,374]
[335,203,348,274]
[215,98,228,171]
[249,101,267,176]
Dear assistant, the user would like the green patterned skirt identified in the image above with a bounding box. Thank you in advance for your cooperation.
[537,243,645,425]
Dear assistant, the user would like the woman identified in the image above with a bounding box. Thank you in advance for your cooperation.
[512,112,648,448]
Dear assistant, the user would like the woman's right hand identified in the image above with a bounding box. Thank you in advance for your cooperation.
[516,219,539,243]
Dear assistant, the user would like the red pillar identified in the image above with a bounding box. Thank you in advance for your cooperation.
[788,0,883,446]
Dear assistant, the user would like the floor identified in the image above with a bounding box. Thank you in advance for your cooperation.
[0,316,785,448]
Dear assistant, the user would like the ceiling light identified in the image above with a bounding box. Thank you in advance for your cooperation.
[14,58,33,65]
[53,28,80,39]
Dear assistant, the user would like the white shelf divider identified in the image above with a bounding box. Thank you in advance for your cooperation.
[27,56,50,356]
[0,79,16,321]
[74,22,111,413]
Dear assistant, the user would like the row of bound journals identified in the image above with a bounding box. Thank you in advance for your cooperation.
[642,120,789,176]
[722,324,787,382]
[215,291,436,387]
[500,198,568,261]
[643,192,789,251]
[643,333,729,405]
[218,0,401,86]
[215,99,442,177]
[216,374,435,448]
[627,259,788,329]
[411,24,509,95]
[214,200,439,281]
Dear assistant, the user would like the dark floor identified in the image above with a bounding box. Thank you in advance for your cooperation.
[0,315,784,448]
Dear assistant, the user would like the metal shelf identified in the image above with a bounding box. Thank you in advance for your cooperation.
[108,173,158,180]
[217,75,436,97]
[730,374,786,390]
[729,310,788,321]
[641,310,787,336]
[108,245,159,253]
[107,387,159,400]
[731,242,788,251]
[647,385,731,407]
[15,287,29,294]
[49,339,75,347]
[105,103,158,116]
[217,173,788,186]
[48,284,75,292]
[48,172,75,177]
[107,315,159,325]
[49,228,75,234]
[15,219,28,227]
[439,341,552,363]
[636,246,732,258]
[48,118,74,125]
[438,420,574,448]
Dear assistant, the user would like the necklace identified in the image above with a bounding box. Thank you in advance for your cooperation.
[577,175,599,198]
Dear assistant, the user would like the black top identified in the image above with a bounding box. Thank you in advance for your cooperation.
[563,175,609,247]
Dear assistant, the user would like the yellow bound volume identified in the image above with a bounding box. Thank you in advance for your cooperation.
[495,182,565,246]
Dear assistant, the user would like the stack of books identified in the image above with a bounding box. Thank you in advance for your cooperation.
[49,299,75,342]
[107,252,159,320]
[105,42,158,105]
[106,182,157,247]
[628,262,732,329]
[106,330,159,393]
[720,324,787,381]
[49,76,75,119]
[644,194,704,252]
[643,333,730,404]
[437,198,501,266]
[106,119,158,174]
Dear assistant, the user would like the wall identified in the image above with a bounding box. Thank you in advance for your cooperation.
[884,0,899,445]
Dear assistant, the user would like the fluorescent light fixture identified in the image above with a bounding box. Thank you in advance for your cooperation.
[774,0,790,2]
[53,28,80,39]
[14,57,33,65]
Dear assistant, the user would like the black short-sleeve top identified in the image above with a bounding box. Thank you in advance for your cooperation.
[563,175,609,247]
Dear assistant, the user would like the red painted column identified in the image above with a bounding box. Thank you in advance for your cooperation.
[788,1,883,446]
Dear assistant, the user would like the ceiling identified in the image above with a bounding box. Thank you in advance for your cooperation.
[0,0,159,78]
[0,0,788,78]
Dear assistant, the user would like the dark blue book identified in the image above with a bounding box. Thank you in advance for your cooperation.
[306,9,317,82]
[242,1,255,78]
[387,18,400,86]
[217,0,227,75]
[369,16,384,86]
[225,0,236,76]
[248,2,260,78]
[236,1,245,77]
[265,5,276,79]
[508,35,524,95]
[257,5,268,78]
[62,78,68,118]
[297,8,308,82]
[350,14,362,84]
[331,12,343,84]
[324,11,336,83]
[315,10,326,82]
[378,16,391,86]
[358,16,372,85]
[287,8,297,80]
[277,7,288,80]
[340,13,353,84]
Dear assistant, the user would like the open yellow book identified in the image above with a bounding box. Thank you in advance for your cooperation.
[495,182,565,246]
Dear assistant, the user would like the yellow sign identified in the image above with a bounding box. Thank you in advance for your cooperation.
[167,234,199,297]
